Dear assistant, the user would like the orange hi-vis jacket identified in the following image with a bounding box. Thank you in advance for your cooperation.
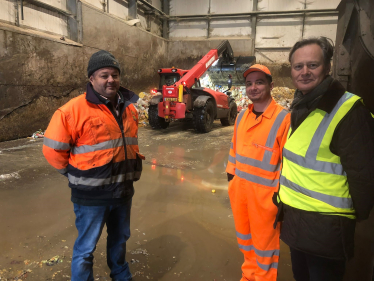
[227,99,289,186]
[43,83,144,199]
[226,99,290,281]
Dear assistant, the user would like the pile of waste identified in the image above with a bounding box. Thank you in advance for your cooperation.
[230,86,295,112]
[230,87,251,112]
[271,87,295,110]
[202,73,295,111]
[30,129,44,139]
[135,92,153,127]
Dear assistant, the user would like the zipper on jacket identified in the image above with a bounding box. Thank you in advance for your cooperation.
[106,103,128,163]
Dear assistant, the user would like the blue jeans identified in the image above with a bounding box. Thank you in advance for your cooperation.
[71,200,132,281]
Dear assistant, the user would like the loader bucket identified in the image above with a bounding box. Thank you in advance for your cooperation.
[207,56,256,86]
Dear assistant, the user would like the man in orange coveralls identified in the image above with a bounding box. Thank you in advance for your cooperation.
[226,64,290,281]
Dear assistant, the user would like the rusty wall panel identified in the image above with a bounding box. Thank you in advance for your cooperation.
[19,4,68,36]
[304,15,338,41]
[150,15,162,36]
[0,0,16,24]
[305,0,340,9]
[108,0,128,19]
[210,18,251,37]
[81,0,103,11]
[255,50,290,64]
[37,0,67,11]
[169,20,208,39]
[258,0,302,11]
[210,0,252,14]
[152,0,162,10]
[169,0,209,16]
[256,16,303,48]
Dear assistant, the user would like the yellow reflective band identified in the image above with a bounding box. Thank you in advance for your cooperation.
[178,84,183,102]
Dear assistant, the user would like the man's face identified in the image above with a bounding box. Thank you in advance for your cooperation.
[90,67,120,99]
[245,71,273,103]
[290,44,330,95]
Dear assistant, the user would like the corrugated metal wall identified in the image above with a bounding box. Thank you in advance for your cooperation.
[20,4,68,36]
[82,0,162,35]
[0,0,16,24]
[0,0,163,38]
[169,0,340,63]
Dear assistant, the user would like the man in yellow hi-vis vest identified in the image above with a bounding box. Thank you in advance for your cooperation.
[276,37,374,281]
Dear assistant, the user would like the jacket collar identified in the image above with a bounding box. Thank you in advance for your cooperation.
[85,82,139,105]
[248,98,278,119]
[316,78,346,114]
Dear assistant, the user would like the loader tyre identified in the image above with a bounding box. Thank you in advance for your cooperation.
[220,101,237,126]
[148,104,169,129]
[194,99,214,133]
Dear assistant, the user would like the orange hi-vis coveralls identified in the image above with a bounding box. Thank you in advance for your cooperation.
[226,99,290,281]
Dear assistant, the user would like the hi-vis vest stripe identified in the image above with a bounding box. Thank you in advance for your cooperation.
[233,109,288,186]
[279,92,360,218]
[236,230,279,270]
[44,137,138,155]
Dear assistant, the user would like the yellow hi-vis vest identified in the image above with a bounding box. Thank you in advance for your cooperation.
[279,92,361,219]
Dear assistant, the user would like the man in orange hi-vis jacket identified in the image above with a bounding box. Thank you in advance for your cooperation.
[226,64,290,281]
[43,50,143,281]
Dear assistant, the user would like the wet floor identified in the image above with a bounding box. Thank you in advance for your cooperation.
[0,121,293,280]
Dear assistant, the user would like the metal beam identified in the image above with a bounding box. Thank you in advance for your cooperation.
[168,8,338,21]
[129,0,137,20]
[301,0,307,38]
[251,0,258,56]
[207,0,211,39]
[14,0,19,26]
[162,0,169,39]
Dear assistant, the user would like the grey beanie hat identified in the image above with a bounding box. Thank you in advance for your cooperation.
[87,50,121,77]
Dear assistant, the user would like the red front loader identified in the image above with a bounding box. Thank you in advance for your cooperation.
[148,40,255,133]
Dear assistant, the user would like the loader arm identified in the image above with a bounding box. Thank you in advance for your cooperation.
[174,40,234,89]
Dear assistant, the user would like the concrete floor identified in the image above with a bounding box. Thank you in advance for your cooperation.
[0,121,293,281]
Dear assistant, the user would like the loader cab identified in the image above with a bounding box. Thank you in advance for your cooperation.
[159,73,180,88]
[158,68,189,89]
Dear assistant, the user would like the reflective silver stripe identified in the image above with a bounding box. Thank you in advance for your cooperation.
[262,109,288,164]
[43,137,71,150]
[236,152,280,172]
[280,175,353,209]
[235,110,246,148]
[236,231,252,240]
[230,142,234,149]
[68,171,141,186]
[57,168,67,175]
[228,155,236,164]
[236,168,278,187]
[125,137,138,145]
[257,259,278,271]
[235,109,287,174]
[238,244,280,257]
[236,110,246,131]
[283,148,346,175]
[71,137,137,155]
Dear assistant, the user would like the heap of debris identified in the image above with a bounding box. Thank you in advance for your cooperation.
[230,86,295,112]
[271,87,295,110]
[135,92,153,127]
